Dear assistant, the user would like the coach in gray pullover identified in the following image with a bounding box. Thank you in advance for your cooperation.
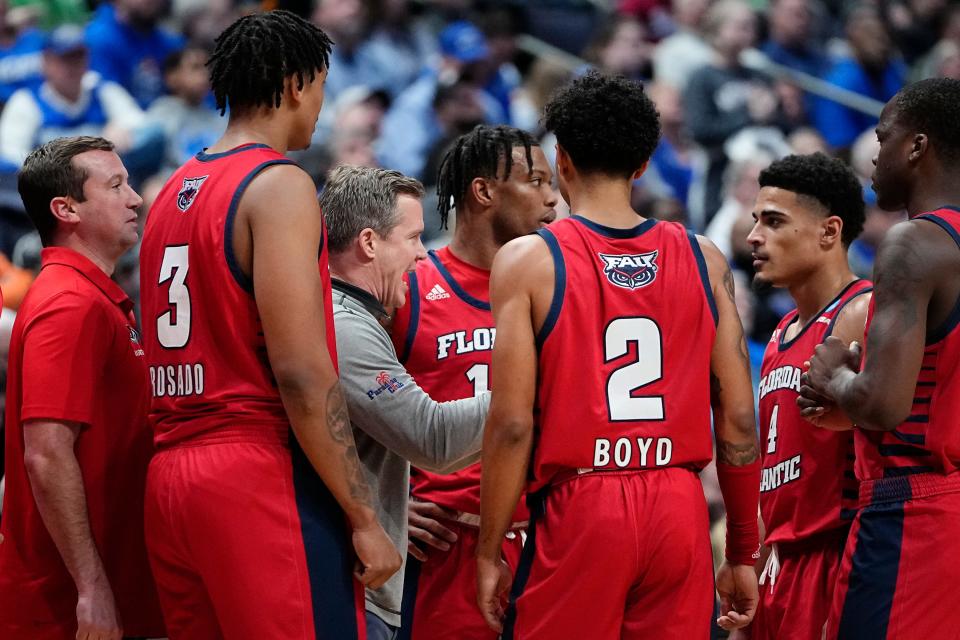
[321,165,489,636]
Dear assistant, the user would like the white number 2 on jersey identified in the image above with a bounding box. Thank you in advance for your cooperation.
[157,245,191,348]
[767,404,779,454]
[604,317,664,421]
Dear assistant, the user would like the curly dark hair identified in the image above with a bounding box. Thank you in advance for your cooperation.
[436,125,537,229]
[208,10,333,116]
[758,153,865,247]
[543,71,660,178]
[893,78,960,164]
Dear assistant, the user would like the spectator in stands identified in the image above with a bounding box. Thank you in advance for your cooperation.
[378,20,505,180]
[584,14,653,82]
[84,0,184,108]
[147,44,224,175]
[313,0,389,105]
[883,0,949,65]
[0,0,43,104]
[366,0,437,98]
[705,153,773,258]
[848,187,906,279]
[0,25,158,179]
[760,0,826,80]
[684,0,781,225]
[644,82,696,208]
[652,0,712,90]
[813,4,906,153]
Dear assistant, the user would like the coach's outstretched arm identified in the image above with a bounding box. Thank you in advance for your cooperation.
[801,222,933,430]
[477,235,544,633]
[244,164,401,589]
[699,236,761,632]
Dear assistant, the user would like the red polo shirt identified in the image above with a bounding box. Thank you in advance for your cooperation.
[0,247,164,638]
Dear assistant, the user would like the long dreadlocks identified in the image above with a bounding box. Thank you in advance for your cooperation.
[208,10,334,116]
[435,125,538,230]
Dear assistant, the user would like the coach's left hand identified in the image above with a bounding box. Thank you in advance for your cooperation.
[716,561,758,631]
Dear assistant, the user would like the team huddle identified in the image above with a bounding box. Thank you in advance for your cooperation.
[1,8,959,640]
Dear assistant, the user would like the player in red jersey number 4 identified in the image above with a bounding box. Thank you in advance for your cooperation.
[738,153,871,640]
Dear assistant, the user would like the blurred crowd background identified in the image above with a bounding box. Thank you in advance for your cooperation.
[0,0,952,560]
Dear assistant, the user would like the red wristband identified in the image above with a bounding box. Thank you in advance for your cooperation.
[716,459,761,565]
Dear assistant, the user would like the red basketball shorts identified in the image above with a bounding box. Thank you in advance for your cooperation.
[143,432,365,639]
[504,467,715,640]
[400,520,524,640]
[826,472,960,640]
[747,530,847,640]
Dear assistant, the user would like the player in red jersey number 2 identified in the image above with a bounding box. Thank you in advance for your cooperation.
[478,72,761,640]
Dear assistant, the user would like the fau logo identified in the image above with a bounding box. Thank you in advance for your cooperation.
[598,251,659,290]
[176,175,209,212]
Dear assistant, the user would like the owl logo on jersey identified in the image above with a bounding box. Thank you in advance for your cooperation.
[176,175,209,212]
[599,251,659,290]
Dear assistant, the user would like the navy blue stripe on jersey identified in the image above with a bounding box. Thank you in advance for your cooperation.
[904,415,929,423]
[290,438,362,639]
[427,250,490,311]
[223,159,296,293]
[398,272,420,364]
[883,465,935,478]
[778,279,865,352]
[825,287,873,339]
[503,489,547,640]
[840,508,858,520]
[535,228,566,350]
[892,430,926,445]
[196,142,271,162]
[878,444,931,457]
[915,214,960,345]
[686,231,718,327]
[570,215,658,239]
[397,557,422,640]
[836,487,908,639]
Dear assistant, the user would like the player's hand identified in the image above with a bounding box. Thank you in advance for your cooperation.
[76,576,122,640]
[716,561,759,631]
[805,338,861,395]
[407,499,459,562]
[477,555,512,633]
[352,521,403,590]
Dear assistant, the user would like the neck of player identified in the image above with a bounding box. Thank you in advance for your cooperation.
[905,168,960,218]
[565,175,642,229]
[788,256,857,329]
[206,115,293,156]
[447,206,501,270]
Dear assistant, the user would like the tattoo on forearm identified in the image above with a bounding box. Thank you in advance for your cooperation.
[717,438,759,466]
[721,265,736,304]
[721,264,752,370]
[326,384,373,505]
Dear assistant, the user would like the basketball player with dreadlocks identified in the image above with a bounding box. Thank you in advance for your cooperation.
[390,125,557,640]
[139,11,400,639]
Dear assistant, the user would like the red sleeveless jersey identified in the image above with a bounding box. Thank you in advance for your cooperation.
[140,143,337,448]
[856,208,960,480]
[758,279,870,545]
[530,216,717,493]
[391,247,526,519]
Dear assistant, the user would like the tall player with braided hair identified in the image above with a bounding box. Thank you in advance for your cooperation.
[392,124,557,640]
[139,11,400,639]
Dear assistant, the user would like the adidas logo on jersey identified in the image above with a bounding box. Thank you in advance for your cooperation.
[426,284,451,301]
